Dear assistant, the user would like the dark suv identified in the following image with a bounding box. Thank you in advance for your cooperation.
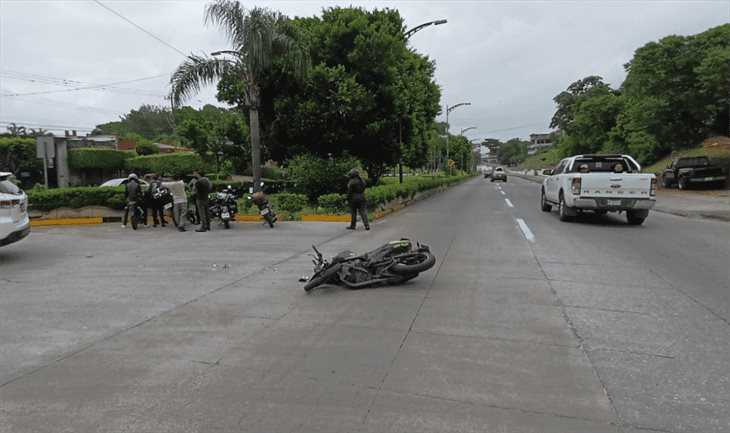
[661,156,726,190]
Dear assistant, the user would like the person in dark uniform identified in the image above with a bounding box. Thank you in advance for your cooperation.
[121,173,142,228]
[191,169,211,232]
[345,168,369,231]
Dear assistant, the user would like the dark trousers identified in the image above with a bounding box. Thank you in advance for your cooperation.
[349,199,369,228]
[149,201,167,225]
[196,199,210,230]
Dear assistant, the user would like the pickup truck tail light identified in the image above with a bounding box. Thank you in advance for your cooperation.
[650,177,657,196]
[571,178,581,195]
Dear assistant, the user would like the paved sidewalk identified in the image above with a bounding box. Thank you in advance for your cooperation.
[510,172,730,222]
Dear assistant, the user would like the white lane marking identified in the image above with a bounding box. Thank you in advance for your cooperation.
[516,218,535,243]
[500,190,506,195]
[505,198,514,208]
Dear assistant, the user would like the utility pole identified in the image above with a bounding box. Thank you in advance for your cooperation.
[445,102,470,175]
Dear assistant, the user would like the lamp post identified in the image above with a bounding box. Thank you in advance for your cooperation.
[397,19,447,183]
[404,19,448,40]
[460,127,477,136]
[446,102,470,175]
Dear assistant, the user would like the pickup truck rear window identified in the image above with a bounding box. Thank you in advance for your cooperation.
[569,158,637,173]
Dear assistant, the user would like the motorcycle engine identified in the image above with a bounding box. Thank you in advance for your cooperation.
[343,266,371,284]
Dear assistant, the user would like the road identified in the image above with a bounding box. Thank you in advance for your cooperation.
[1,177,728,432]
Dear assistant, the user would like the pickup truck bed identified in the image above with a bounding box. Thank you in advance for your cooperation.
[541,154,657,225]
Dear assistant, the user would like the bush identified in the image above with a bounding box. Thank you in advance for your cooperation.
[261,165,283,180]
[68,148,133,171]
[125,153,208,176]
[274,193,308,214]
[287,154,361,201]
[135,142,159,156]
[317,193,347,213]
[27,186,126,211]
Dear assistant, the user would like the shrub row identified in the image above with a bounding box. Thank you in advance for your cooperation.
[68,148,134,170]
[26,175,471,214]
[125,153,209,175]
[27,186,126,211]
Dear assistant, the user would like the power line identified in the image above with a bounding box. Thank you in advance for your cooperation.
[1,74,169,98]
[93,0,188,57]
[1,69,168,97]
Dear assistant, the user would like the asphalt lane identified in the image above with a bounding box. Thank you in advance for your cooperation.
[485,175,730,432]
[1,178,728,432]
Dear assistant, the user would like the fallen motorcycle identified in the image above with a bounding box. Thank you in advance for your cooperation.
[303,239,436,291]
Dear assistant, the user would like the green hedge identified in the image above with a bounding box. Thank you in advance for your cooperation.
[25,174,471,214]
[311,175,471,213]
[316,193,347,213]
[68,148,133,170]
[275,193,308,214]
[27,186,126,211]
[125,153,208,175]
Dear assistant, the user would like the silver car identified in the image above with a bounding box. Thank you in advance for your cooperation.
[0,172,31,247]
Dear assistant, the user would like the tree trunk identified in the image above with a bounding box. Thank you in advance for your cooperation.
[248,107,262,193]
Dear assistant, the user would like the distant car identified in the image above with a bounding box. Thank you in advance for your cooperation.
[491,167,507,182]
[100,178,150,188]
[483,167,494,179]
[0,172,31,247]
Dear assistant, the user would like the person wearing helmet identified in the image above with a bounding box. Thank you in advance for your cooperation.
[345,168,370,231]
[121,173,142,228]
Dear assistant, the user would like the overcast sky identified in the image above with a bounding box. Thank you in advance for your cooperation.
[1,0,728,143]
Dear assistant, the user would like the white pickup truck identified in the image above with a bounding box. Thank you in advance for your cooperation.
[540,154,657,225]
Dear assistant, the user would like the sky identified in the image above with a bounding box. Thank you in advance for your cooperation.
[1,0,728,144]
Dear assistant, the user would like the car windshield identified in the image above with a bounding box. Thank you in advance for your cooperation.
[677,157,710,168]
[0,179,21,195]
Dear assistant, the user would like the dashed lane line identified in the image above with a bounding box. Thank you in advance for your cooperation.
[505,198,514,208]
[516,218,535,243]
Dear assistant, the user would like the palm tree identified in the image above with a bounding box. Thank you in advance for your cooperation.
[29,127,52,137]
[6,122,27,136]
[170,0,309,191]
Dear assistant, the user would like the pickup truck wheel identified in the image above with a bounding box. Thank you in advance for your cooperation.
[626,210,647,225]
[678,177,689,190]
[558,193,572,222]
[540,190,552,212]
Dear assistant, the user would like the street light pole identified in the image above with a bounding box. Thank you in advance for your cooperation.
[398,19,447,183]
[445,102,471,175]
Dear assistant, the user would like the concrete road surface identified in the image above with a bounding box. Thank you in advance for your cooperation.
[1,177,728,432]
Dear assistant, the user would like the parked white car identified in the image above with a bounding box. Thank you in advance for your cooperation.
[0,172,31,247]
[540,154,657,225]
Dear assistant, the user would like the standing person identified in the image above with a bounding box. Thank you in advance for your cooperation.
[161,174,188,232]
[121,173,142,228]
[192,170,211,232]
[148,174,169,227]
[345,168,370,231]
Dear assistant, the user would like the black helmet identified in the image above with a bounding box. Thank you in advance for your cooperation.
[346,168,360,178]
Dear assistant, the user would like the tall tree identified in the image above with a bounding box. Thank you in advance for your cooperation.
[96,104,174,139]
[169,0,309,191]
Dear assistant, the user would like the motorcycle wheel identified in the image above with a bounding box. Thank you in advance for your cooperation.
[131,212,138,230]
[304,263,342,291]
[390,251,436,275]
[224,220,230,229]
[385,272,419,285]
[265,214,275,228]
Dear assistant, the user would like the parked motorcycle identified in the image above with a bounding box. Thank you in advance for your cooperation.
[248,183,277,228]
[210,185,238,229]
[303,239,436,291]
